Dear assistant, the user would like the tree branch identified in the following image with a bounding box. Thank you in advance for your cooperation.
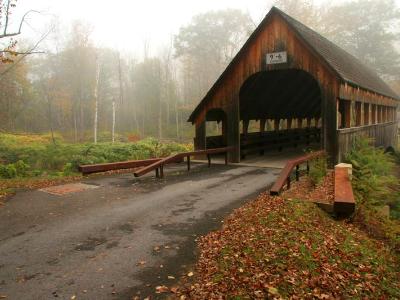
[0,8,42,39]
[3,0,12,36]
[0,50,45,55]
[0,28,51,77]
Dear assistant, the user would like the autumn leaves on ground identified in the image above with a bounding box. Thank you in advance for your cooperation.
[170,141,400,299]
[175,194,399,299]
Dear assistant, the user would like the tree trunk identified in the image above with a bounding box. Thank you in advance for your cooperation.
[175,98,180,140]
[47,94,56,145]
[73,109,78,143]
[94,60,100,144]
[112,98,116,143]
[158,99,162,140]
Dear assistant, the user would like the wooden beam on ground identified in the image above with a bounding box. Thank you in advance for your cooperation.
[333,167,355,215]
[133,147,234,178]
[78,158,162,175]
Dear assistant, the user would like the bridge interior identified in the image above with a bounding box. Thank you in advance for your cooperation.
[205,69,323,165]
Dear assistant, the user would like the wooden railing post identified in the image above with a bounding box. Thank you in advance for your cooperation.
[225,152,228,165]
[187,155,191,171]
[160,165,164,178]
[207,154,211,167]
[287,176,291,189]
[156,168,159,178]
[296,165,300,181]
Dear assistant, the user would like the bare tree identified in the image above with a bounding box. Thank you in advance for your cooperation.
[0,1,39,38]
[0,0,43,61]
[93,56,101,144]
[112,97,116,143]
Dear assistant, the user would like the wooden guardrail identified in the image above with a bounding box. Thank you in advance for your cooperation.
[79,158,162,175]
[134,147,235,178]
[270,150,325,195]
[334,167,355,214]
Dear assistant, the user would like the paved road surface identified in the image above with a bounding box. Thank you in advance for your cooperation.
[0,163,279,299]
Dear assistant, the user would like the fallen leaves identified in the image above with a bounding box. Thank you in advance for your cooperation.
[155,285,169,293]
[267,286,279,296]
[283,171,334,204]
[136,260,146,266]
[174,191,400,299]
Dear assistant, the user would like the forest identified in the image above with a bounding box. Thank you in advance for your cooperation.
[0,0,399,143]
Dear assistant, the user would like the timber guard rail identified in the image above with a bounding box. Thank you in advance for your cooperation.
[79,158,162,175]
[134,147,235,178]
[270,150,325,195]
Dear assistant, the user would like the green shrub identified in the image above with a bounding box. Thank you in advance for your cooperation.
[62,163,75,176]
[346,137,400,251]
[309,156,327,185]
[346,138,399,208]
[0,133,192,178]
[0,160,30,178]
[14,160,30,176]
[0,164,17,179]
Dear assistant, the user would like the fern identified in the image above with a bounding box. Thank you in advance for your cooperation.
[346,137,400,209]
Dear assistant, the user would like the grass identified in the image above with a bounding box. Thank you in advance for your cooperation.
[0,132,192,198]
[181,195,400,299]
[0,133,191,175]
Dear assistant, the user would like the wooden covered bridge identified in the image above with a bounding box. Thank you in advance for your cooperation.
[188,7,399,163]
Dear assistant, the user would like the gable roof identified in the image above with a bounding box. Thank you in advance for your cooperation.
[189,7,399,123]
[276,7,398,100]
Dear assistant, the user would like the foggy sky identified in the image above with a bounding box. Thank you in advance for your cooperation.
[9,0,400,56]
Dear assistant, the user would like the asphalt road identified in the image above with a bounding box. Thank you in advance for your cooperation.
[0,163,279,300]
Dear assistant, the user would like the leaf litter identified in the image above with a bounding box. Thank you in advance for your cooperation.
[170,191,399,299]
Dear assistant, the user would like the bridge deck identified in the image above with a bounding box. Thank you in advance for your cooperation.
[194,146,321,169]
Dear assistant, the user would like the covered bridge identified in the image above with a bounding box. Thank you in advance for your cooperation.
[188,7,399,163]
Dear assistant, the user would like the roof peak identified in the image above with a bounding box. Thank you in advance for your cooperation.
[270,7,398,99]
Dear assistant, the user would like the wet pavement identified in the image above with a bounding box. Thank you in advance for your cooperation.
[0,163,279,299]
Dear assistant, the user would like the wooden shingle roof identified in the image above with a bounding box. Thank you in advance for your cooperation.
[277,8,399,100]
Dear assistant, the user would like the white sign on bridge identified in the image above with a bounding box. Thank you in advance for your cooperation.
[266,51,287,65]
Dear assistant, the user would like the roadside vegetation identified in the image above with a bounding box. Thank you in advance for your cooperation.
[171,139,400,298]
[345,138,400,251]
[0,133,192,198]
[176,195,399,299]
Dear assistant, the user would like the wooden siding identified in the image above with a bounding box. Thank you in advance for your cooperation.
[193,13,339,162]
[193,13,339,125]
[339,83,398,107]
[192,10,398,163]
[337,122,398,162]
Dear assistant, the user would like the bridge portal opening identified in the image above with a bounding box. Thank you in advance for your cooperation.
[239,69,322,160]
[205,108,227,149]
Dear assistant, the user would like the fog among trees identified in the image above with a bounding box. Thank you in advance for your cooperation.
[1,0,399,142]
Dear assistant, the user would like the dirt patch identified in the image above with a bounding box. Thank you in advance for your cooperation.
[118,223,135,233]
[75,236,107,251]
